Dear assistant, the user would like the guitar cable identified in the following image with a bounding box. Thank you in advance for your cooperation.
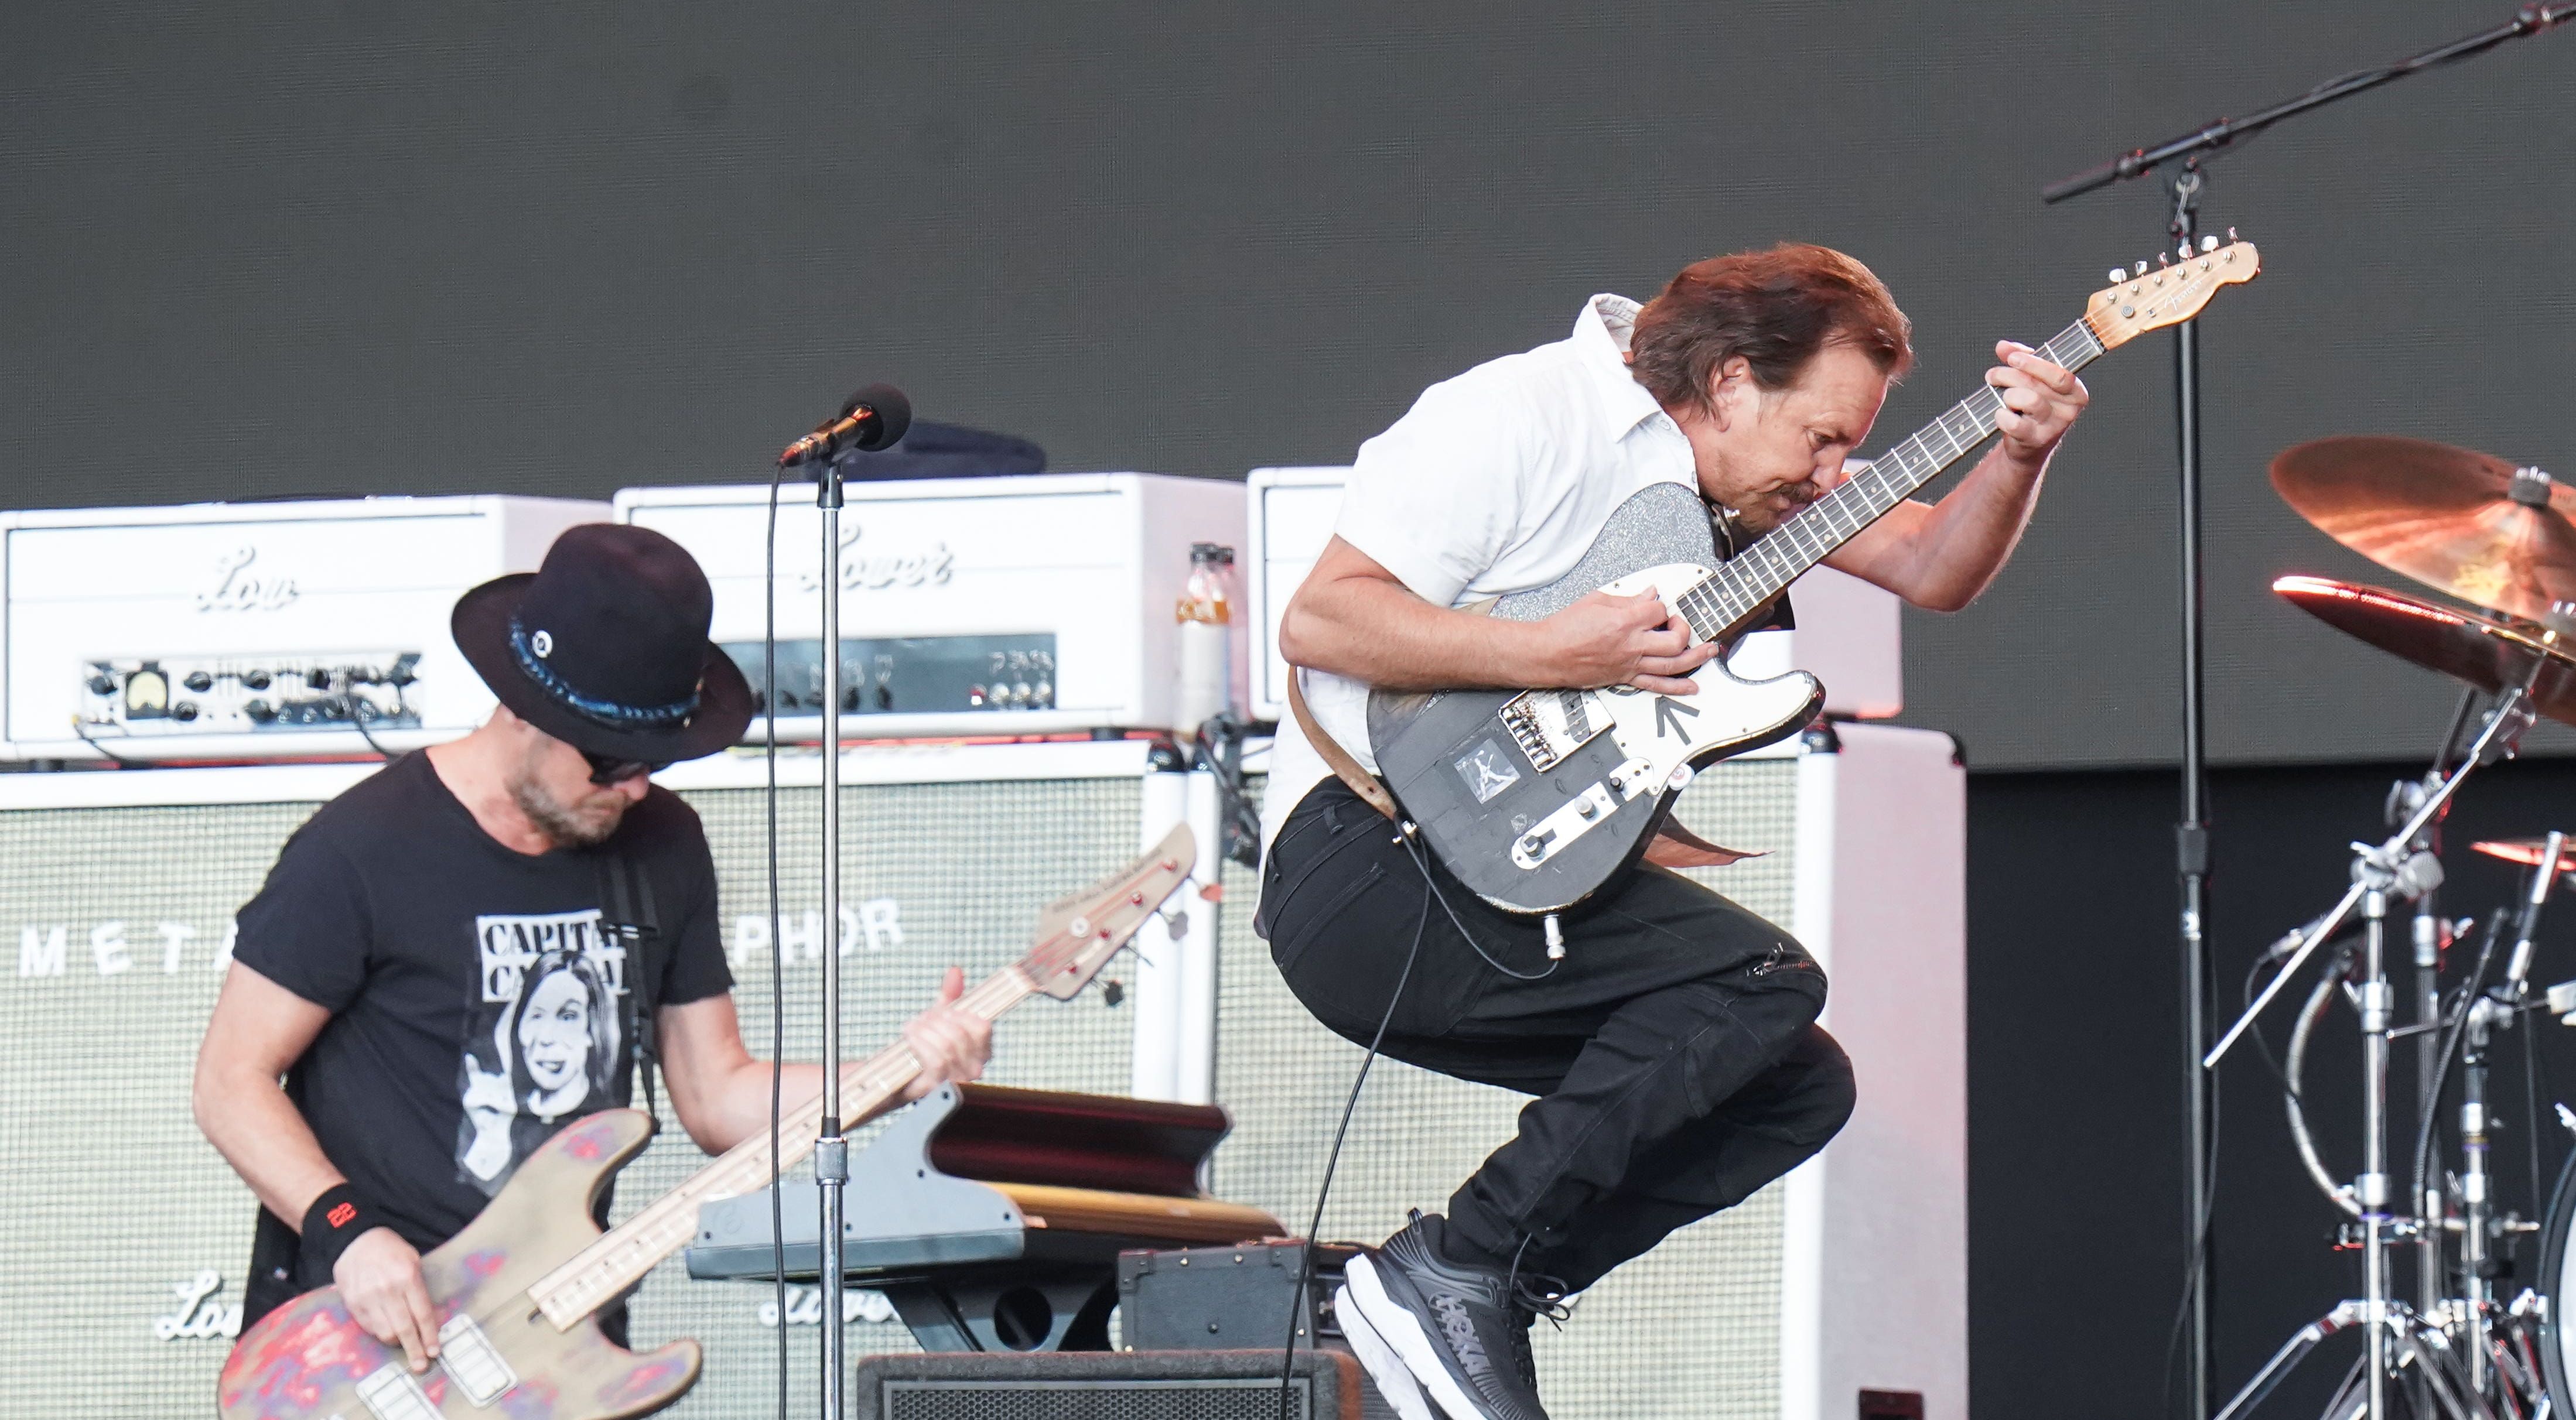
[1273,817,1547,1417]
[1276,830,1431,1420]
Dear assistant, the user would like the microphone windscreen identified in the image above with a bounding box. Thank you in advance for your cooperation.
[843,384,913,451]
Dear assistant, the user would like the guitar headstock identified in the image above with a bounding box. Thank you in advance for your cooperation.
[2085,236,2261,350]
[1019,823,1197,1000]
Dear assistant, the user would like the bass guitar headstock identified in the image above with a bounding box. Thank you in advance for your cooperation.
[1019,823,1196,1000]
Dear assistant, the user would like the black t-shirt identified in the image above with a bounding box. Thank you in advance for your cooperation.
[234,752,732,1259]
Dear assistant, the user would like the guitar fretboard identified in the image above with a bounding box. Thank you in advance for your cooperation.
[1670,316,2107,640]
[525,968,1033,1330]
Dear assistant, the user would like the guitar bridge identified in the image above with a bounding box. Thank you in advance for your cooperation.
[1498,690,1607,774]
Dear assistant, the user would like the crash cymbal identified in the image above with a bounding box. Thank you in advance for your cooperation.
[2273,574,2576,727]
[2271,435,2576,627]
[2470,839,2576,874]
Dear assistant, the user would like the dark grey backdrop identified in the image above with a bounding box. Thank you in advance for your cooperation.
[2,2,2570,761]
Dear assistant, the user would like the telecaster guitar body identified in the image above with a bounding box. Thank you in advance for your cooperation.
[220,1110,695,1420]
[1367,481,1819,916]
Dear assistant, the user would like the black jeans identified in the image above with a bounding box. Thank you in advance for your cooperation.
[1259,779,1856,1294]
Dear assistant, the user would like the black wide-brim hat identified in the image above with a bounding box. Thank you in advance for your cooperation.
[452,523,754,762]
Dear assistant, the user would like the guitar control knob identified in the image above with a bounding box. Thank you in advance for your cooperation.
[183,670,213,692]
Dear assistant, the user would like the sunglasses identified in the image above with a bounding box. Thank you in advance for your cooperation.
[582,751,669,786]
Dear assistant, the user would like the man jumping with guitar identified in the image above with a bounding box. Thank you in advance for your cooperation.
[193,523,995,1379]
[1263,244,2089,1420]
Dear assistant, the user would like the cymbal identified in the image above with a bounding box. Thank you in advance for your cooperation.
[2271,435,2576,627]
[2272,575,2576,727]
[2471,839,2576,874]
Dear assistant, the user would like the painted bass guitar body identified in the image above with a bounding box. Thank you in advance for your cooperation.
[1366,481,1820,916]
[219,1109,698,1420]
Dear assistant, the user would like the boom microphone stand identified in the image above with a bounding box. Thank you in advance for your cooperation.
[2041,10,2574,1416]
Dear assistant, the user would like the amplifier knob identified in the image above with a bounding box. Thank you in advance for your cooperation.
[86,674,114,696]
[1033,680,1054,707]
[244,700,275,723]
[183,671,213,692]
[171,702,200,723]
[968,684,988,708]
[1012,682,1032,707]
[243,670,272,690]
[874,684,893,710]
[306,669,332,690]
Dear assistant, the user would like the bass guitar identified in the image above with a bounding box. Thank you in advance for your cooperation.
[218,826,1195,1420]
[1366,242,2261,916]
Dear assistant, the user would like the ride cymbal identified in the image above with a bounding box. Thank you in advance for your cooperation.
[2273,575,2576,727]
[2271,435,2576,627]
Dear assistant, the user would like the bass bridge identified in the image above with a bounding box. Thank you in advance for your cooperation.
[1498,689,1612,773]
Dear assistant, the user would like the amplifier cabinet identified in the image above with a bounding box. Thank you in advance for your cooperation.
[853,1349,1394,1420]
[1243,466,1904,723]
[0,741,1190,1420]
[614,474,1246,739]
[0,495,605,762]
[1224,725,1966,1420]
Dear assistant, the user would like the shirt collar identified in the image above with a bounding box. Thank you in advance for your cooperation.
[1571,294,1668,437]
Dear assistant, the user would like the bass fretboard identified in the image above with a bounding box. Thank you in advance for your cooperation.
[1672,314,2107,639]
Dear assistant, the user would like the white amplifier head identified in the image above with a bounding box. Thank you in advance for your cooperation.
[613,473,1247,739]
[1245,466,1903,721]
[0,497,609,762]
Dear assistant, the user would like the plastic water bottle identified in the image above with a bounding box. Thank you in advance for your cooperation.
[1174,543,1235,735]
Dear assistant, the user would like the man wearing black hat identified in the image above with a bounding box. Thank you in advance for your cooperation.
[192,523,994,1376]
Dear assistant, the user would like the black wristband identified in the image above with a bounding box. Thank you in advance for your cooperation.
[300,1183,384,1275]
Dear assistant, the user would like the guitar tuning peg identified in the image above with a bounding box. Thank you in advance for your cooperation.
[2133,261,2148,278]
[2199,234,2219,253]
[2158,251,2171,266]
[2106,268,2126,283]
[2226,226,2239,241]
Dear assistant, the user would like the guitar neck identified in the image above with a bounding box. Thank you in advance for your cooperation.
[526,966,1034,1330]
[1672,313,2108,639]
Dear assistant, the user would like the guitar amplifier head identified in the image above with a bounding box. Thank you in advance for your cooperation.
[853,1349,1393,1420]
[0,496,606,762]
[613,474,1248,738]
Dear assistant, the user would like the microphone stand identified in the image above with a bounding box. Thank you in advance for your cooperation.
[813,449,851,1420]
[2040,11,2573,1417]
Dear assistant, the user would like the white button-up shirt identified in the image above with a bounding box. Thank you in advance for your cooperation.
[1263,294,1703,851]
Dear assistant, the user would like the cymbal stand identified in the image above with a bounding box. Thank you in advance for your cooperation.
[2459,830,2565,1401]
[2209,677,2539,1420]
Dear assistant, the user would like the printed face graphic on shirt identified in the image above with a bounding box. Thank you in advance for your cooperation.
[455,909,627,1195]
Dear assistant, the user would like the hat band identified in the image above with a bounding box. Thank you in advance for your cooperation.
[509,617,700,731]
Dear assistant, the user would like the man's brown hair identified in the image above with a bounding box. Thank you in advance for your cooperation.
[1629,243,1913,414]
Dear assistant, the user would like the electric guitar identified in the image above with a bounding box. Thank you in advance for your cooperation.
[217,826,1195,1420]
[1366,242,2262,916]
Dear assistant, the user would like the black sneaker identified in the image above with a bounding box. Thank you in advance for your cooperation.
[1337,1212,1553,1420]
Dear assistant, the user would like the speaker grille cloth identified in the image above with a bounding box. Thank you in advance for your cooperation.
[1213,759,1800,1419]
[0,775,1142,1419]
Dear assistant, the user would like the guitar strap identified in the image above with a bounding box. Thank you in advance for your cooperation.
[595,850,666,1124]
[1287,673,1399,820]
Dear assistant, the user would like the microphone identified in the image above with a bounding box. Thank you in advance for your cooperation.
[2503,829,2568,996]
[777,384,913,469]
